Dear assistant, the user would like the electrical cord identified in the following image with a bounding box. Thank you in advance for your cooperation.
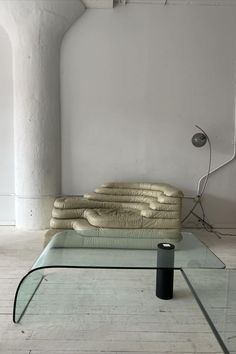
[196,125,212,198]
[186,203,236,238]
[191,210,222,239]
[191,208,236,238]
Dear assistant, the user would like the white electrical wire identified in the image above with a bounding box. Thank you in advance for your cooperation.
[197,133,236,196]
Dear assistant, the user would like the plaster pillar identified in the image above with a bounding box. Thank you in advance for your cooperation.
[0,1,85,229]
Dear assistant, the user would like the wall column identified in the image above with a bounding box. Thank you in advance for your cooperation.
[0,0,85,229]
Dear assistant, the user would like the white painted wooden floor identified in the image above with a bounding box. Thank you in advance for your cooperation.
[0,227,235,354]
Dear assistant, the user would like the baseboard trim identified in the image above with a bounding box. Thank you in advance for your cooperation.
[0,221,15,226]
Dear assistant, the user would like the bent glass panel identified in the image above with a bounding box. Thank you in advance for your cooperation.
[33,231,224,270]
[14,269,44,323]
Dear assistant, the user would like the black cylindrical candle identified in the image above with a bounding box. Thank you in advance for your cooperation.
[156,243,175,300]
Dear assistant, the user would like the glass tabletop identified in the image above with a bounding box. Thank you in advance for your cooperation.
[33,230,225,270]
[183,269,236,354]
[13,230,225,323]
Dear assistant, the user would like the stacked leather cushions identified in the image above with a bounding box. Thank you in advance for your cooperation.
[48,182,183,249]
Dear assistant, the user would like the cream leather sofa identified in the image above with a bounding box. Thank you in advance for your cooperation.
[46,182,183,249]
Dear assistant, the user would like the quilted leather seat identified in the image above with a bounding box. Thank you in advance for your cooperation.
[47,182,183,249]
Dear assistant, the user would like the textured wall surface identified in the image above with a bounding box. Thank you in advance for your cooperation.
[0,0,85,228]
[1,2,236,228]
[0,27,14,224]
[61,4,236,227]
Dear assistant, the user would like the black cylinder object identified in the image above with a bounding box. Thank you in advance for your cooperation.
[156,243,175,300]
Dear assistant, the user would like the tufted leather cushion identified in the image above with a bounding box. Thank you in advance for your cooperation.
[49,181,183,248]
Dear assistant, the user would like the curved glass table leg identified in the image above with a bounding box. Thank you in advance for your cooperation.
[13,268,45,323]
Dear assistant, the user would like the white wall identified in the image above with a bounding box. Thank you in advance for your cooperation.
[0,26,14,224]
[61,4,236,227]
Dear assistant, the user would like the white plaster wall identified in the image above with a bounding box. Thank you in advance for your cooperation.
[0,0,85,229]
[61,4,236,227]
[0,27,14,224]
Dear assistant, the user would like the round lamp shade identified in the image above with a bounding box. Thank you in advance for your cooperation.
[192,132,207,147]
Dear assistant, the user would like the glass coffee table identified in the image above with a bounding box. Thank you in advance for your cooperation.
[13,230,224,322]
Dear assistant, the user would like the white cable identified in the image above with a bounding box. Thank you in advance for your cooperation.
[197,115,236,196]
